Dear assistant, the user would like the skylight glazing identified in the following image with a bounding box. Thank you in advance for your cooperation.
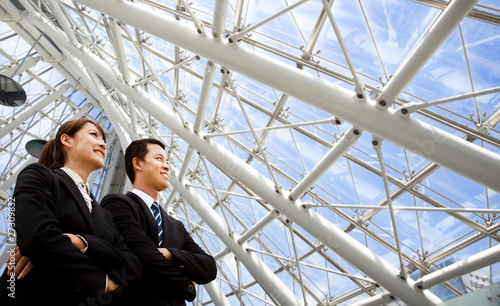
[1,0,499,305]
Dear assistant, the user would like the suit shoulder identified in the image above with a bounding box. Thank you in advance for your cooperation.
[166,213,187,228]
[16,163,55,186]
[102,193,129,201]
[19,162,52,176]
[101,193,135,208]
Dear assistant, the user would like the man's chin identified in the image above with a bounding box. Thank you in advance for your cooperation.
[160,182,169,191]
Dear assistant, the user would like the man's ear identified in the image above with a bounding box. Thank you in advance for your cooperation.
[132,157,142,172]
[60,134,71,148]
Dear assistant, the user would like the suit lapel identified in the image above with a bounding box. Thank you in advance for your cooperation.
[159,207,170,246]
[55,169,95,234]
[89,194,104,230]
[126,192,160,245]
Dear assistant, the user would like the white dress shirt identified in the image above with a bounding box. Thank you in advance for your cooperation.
[131,188,158,219]
[60,167,93,213]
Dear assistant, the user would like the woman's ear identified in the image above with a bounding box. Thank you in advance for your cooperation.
[60,134,71,148]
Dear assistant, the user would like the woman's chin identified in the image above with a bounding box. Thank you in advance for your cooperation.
[91,160,105,170]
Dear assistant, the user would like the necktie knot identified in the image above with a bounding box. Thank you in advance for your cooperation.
[152,201,163,247]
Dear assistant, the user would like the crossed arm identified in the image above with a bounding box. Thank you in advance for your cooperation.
[11,234,119,292]
[101,194,217,301]
[11,164,140,296]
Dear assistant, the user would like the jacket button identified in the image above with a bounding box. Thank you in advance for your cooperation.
[188,284,194,292]
[75,283,83,292]
[179,265,185,270]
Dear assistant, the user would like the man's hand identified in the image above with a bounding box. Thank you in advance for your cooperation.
[106,274,120,292]
[158,247,173,261]
[63,233,86,251]
[158,248,196,287]
[11,246,33,279]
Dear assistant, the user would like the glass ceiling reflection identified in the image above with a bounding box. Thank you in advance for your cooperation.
[1,0,499,305]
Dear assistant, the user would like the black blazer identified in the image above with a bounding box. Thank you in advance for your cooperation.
[0,163,141,306]
[101,191,217,306]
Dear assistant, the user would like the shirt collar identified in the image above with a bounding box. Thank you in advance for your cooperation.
[61,167,89,194]
[131,188,156,210]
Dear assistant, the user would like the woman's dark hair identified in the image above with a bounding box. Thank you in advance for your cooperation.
[38,119,106,169]
[125,138,166,183]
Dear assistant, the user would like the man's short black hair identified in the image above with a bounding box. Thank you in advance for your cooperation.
[125,138,166,183]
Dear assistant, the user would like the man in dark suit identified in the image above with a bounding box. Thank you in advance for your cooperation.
[101,138,217,306]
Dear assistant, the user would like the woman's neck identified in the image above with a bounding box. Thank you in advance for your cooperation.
[63,162,91,183]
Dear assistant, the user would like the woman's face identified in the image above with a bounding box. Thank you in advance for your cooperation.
[63,122,107,170]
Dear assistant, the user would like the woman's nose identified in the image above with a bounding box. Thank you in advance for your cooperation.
[99,139,106,149]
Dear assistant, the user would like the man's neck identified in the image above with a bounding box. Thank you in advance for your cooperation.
[133,183,159,201]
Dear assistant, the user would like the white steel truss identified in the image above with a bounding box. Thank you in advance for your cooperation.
[0,0,499,305]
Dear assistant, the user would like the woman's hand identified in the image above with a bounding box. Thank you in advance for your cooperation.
[12,233,86,279]
[11,246,33,279]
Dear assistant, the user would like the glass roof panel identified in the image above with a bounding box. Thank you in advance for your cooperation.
[1,0,499,305]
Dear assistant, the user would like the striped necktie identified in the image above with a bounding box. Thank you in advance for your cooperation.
[151,201,163,247]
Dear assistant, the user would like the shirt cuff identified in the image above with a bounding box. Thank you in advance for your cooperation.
[76,235,89,253]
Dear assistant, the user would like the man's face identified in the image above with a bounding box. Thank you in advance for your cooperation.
[135,143,170,192]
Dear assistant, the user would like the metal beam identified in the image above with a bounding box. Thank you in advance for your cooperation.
[320,0,365,99]
[237,209,280,245]
[193,61,216,133]
[73,0,500,193]
[45,0,79,46]
[0,104,89,191]
[414,244,500,290]
[289,126,362,201]
[348,292,396,306]
[212,0,229,40]
[108,18,130,83]
[301,0,332,61]
[168,169,302,305]
[0,5,63,63]
[0,85,69,139]
[377,0,479,107]
[0,156,36,191]
[228,0,310,43]
[203,281,231,306]
[99,133,122,198]
[1,55,39,77]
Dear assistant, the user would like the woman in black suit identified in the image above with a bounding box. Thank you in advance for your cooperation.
[0,119,141,305]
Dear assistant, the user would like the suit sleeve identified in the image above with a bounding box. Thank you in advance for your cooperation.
[101,194,196,301]
[79,216,141,287]
[167,220,217,284]
[14,163,106,298]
